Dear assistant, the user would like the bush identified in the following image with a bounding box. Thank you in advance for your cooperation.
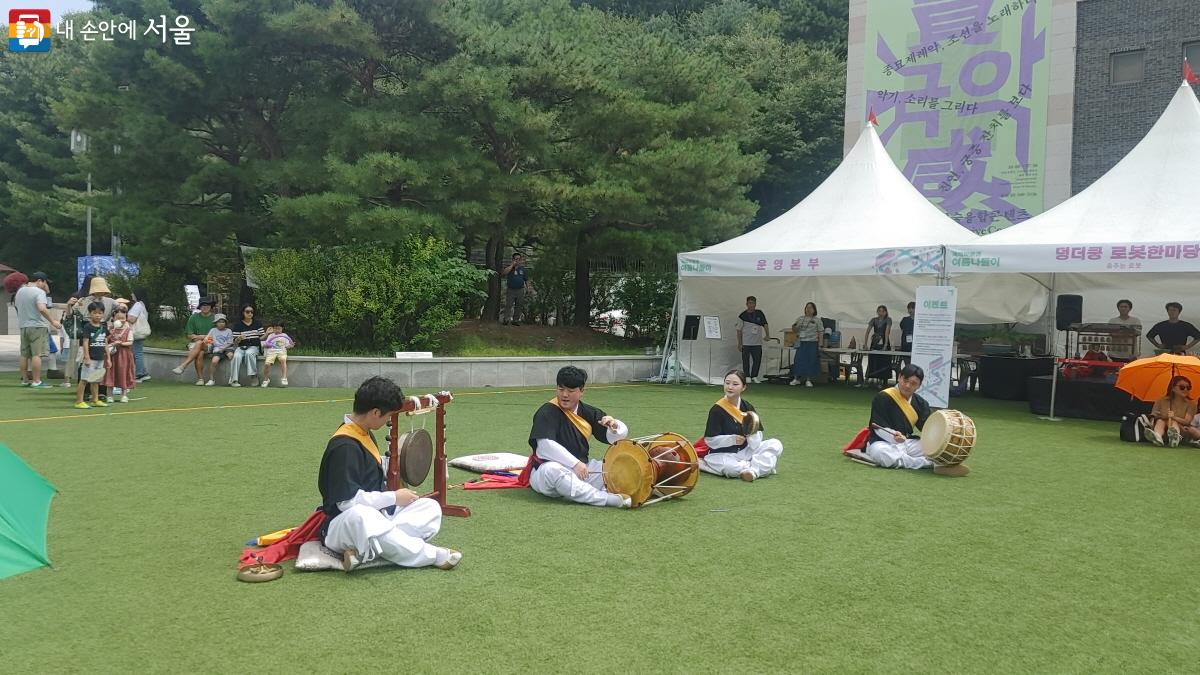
[613,268,676,341]
[246,237,486,353]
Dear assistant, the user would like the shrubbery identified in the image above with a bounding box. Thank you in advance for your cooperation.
[613,268,676,341]
[246,238,486,353]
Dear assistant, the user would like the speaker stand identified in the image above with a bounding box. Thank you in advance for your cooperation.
[1039,339,1062,422]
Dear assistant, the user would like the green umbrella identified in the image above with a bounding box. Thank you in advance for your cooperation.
[0,443,56,580]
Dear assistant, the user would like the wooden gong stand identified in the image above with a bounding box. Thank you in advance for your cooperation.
[387,391,470,518]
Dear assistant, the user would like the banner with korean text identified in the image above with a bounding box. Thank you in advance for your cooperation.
[947,242,1200,274]
[678,246,947,277]
[864,0,1051,234]
[911,285,958,408]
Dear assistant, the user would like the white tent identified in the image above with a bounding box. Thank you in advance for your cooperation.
[674,124,1046,383]
[949,81,1200,353]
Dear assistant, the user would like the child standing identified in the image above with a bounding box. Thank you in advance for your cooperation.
[204,314,234,386]
[261,320,294,387]
[75,302,110,409]
[103,306,136,402]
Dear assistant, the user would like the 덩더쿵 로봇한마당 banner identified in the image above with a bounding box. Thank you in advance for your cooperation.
[865,0,1051,235]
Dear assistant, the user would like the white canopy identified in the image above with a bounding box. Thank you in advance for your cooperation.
[674,125,1046,383]
[945,81,1200,353]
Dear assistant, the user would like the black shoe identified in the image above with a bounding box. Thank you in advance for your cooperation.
[501,320,509,325]
[512,321,521,326]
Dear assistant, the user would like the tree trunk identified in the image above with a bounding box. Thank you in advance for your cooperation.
[483,226,504,321]
[573,230,591,327]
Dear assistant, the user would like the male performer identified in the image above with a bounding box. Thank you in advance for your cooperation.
[526,366,633,507]
[318,376,462,572]
[865,364,968,477]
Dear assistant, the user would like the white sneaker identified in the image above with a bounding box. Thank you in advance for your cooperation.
[280,378,288,387]
[789,379,801,386]
[231,381,241,388]
[805,381,814,388]
[260,380,269,388]
[139,375,152,382]
[205,380,215,386]
[172,367,184,375]
[120,394,129,403]
[62,381,73,388]
[195,379,205,386]
[106,396,115,403]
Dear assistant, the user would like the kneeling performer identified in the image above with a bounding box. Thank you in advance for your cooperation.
[318,376,462,572]
[527,366,633,508]
[865,364,968,476]
[700,369,783,481]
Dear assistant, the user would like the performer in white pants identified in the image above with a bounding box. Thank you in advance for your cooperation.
[318,376,462,571]
[700,369,783,482]
[523,365,633,508]
[864,363,968,476]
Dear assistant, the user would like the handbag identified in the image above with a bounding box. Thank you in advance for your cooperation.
[131,303,152,339]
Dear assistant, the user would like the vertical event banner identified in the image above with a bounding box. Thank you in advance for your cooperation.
[911,285,958,408]
[865,0,1051,234]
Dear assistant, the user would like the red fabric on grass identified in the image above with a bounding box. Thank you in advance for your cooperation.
[239,511,327,567]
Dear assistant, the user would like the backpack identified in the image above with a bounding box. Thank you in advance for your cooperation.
[1119,413,1148,443]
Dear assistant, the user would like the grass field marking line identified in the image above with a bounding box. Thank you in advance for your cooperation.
[0,397,353,425]
[0,383,651,425]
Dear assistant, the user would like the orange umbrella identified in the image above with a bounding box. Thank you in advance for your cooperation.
[1114,353,1200,402]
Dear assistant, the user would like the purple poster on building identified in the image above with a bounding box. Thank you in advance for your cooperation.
[865,0,1050,233]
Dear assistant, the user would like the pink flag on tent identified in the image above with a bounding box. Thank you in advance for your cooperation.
[1186,59,1199,85]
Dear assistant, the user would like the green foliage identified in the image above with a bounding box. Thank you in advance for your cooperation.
[613,268,677,340]
[246,237,486,352]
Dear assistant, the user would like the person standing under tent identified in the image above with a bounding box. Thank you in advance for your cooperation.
[736,296,769,383]
[1146,302,1198,355]
[789,302,824,387]
[863,304,893,387]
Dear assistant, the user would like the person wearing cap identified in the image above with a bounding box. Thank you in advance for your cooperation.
[202,314,234,386]
[172,298,216,384]
[15,272,63,388]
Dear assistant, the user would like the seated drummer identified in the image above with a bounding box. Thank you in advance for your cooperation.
[866,364,968,476]
[700,369,783,481]
[526,366,633,508]
[318,376,462,572]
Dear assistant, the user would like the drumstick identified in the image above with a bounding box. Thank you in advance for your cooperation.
[870,423,903,439]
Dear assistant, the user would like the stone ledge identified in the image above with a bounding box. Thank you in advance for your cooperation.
[143,348,660,388]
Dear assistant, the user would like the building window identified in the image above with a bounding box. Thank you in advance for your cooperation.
[1186,41,1200,68]
[1111,50,1145,84]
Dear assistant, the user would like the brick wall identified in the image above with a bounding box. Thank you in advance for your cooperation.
[1073,0,1200,193]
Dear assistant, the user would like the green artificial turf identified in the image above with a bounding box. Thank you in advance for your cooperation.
[0,378,1196,673]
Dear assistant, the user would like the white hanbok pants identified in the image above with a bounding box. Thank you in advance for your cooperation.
[865,438,933,470]
[324,498,443,568]
[699,437,783,478]
[529,460,624,507]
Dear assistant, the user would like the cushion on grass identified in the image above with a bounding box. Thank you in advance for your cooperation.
[294,540,389,572]
[448,452,530,473]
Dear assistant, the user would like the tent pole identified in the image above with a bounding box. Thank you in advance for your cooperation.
[658,286,679,382]
[1040,273,1061,422]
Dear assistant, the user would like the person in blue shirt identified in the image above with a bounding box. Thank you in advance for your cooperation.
[502,252,530,326]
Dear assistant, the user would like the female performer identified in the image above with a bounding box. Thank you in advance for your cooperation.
[700,369,783,481]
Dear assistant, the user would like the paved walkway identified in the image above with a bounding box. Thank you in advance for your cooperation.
[0,334,20,373]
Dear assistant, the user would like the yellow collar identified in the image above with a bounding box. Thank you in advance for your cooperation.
[716,397,745,424]
[881,387,918,426]
[549,398,592,440]
[332,420,381,465]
